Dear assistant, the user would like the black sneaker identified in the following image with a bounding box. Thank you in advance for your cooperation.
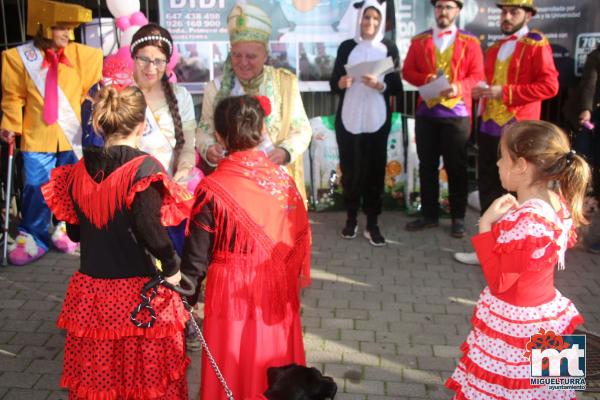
[341,220,358,239]
[405,218,439,231]
[364,226,386,246]
[451,219,466,238]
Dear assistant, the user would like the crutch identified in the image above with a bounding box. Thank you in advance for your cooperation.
[2,142,14,266]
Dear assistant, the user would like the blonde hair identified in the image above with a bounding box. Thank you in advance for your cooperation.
[92,85,146,145]
[502,120,591,226]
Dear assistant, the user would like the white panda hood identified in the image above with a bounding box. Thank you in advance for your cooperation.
[354,0,387,44]
[342,0,388,134]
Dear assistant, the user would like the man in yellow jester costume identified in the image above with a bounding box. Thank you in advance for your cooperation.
[0,0,102,265]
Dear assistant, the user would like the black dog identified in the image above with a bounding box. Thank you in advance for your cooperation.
[264,364,337,400]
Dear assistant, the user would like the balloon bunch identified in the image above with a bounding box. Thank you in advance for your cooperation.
[105,0,179,82]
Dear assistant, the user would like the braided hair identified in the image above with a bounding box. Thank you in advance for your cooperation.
[131,24,185,169]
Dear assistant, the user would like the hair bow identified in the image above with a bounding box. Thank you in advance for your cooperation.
[115,11,149,31]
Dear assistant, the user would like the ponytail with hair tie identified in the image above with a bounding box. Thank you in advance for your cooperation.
[565,149,576,166]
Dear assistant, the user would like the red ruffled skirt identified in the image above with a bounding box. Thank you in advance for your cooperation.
[446,287,583,400]
[58,272,190,400]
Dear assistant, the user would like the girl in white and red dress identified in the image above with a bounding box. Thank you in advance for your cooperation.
[446,120,590,400]
[42,85,193,399]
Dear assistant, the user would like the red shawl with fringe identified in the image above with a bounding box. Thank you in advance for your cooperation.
[42,155,193,229]
[190,150,311,322]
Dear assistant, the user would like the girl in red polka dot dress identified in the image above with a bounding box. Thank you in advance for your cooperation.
[446,121,589,399]
[42,85,193,399]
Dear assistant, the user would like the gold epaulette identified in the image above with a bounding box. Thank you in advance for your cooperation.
[457,30,480,44]
[521,30,549,46]
[412,30,433,42]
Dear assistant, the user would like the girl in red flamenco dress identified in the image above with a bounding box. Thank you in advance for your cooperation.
[41,84,193,399]
[180,95,311,400]
[446,120,589,400]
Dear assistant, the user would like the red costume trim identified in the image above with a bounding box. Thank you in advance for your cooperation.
[126,172,194,227]
[43,155,193,228]
[465,342,529,367]
[60,358,189,400]
[59,272,189,400]
[483,31,559,120]
[70,156,146,229]
[189,151,311,322]
[58,272,189,340]
[194,177,311,322]
[470,312,584,349]
[458,350,544,390]
[42,164,79,224]
[490,209,576,270]
[402,29,485,117]
[446,373,577,400]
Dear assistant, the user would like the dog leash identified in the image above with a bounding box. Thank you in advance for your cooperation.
[131,274,235,400]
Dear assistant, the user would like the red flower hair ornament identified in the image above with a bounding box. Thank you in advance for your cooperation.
[255,95,272,117]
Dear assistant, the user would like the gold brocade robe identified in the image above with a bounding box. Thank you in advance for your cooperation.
[196,66,312,202]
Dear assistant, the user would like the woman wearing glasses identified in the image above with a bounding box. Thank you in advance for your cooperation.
[130,24,197,185]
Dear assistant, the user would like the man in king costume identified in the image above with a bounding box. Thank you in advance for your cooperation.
[195,3,312,201]
[0,0,102,265]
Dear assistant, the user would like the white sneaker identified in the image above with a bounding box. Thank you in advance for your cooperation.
[467,190,481,212]
[454,251,480,265]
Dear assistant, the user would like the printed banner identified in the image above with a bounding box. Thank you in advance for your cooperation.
[161,0,600,93]
[159,0,361,92]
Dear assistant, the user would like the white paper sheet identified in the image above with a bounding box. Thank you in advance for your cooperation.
[418,75,452,101]
[344,57,395,79]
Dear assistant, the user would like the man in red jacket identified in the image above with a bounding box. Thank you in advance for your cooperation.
[455,0,559,265]
[403,0,484,238]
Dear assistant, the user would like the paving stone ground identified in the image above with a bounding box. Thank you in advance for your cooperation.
[1,210,600,399]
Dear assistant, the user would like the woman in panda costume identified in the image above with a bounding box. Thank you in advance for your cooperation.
[330,0,403,246]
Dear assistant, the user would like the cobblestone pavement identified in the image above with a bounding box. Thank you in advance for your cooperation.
[1,210,600,399]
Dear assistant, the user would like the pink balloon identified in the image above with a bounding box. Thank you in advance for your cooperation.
[110,46,134,70]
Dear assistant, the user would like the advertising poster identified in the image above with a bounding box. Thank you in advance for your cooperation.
[159,0,361,92]
[394,0,600,87]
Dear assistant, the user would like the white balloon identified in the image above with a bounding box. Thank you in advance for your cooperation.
[120,26,141,47]
[107,0,140,18]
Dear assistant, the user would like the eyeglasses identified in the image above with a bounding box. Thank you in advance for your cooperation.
[134,56,167,69]
[435,4,458,12]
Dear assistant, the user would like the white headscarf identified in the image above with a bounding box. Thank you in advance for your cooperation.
[354,0,386,43]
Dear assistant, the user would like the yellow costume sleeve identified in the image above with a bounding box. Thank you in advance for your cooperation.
[73,43,103,99]
[276,69,311,164]
[1,48,27,134]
